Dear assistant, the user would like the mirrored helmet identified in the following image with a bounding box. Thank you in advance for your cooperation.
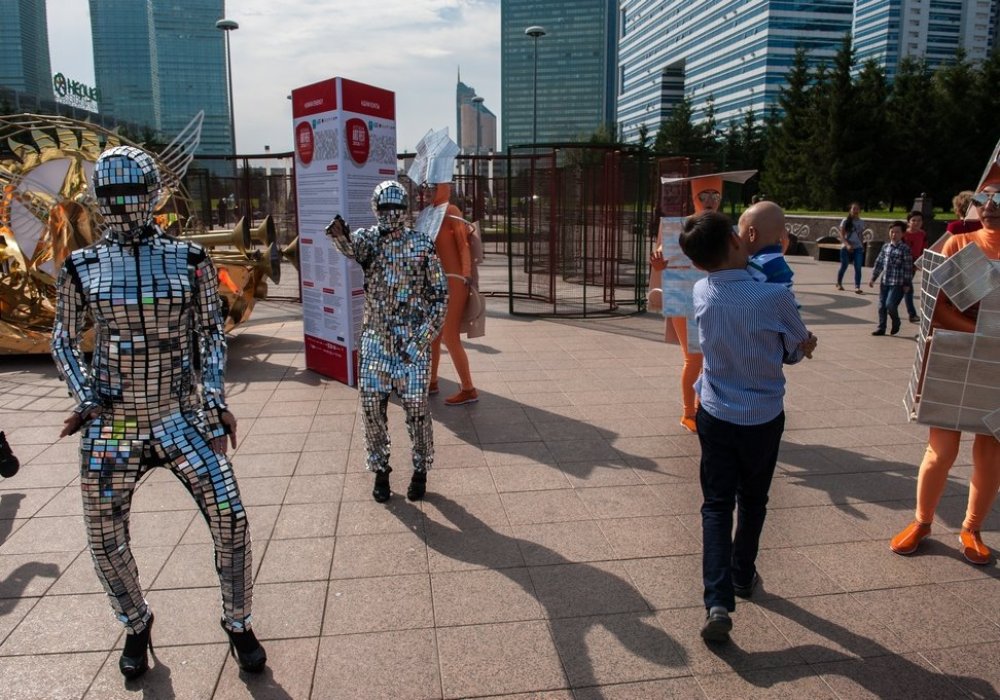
[92,145,161,233]
[371,180,408,230]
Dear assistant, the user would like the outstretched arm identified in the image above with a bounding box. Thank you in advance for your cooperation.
[326,215,376,266]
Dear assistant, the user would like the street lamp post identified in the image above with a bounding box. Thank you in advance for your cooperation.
[525,26,546,147]
[216,18,239,207]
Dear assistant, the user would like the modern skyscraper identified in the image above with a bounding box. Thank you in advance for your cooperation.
[0,0,54,100]
[500,0,617,149]
[854,0,997,78]
[617,1,854,145]
[455,73,497,155]
[89,1,232,157]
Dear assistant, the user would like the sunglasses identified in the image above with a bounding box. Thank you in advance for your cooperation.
[697,191,722,203]
[971,192,1000,208]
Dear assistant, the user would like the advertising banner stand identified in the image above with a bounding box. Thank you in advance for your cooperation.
[291,77,397,384]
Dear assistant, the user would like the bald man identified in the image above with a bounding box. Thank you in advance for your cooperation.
[738,201,797,303]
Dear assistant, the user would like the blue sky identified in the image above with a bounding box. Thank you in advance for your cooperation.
[47,0,501,153]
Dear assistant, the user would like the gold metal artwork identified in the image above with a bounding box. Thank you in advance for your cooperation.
[0,113,283,354]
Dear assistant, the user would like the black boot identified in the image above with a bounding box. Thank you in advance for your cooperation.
[221,620,267,673]
[119,613,154,679]
[0,432,19,479]
[407,470,427,501]
[372,468,391,503]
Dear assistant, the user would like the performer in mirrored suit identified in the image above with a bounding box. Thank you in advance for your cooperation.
[326,180,448,503]
[51,146,266,679]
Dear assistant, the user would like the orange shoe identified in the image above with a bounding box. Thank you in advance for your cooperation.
[889,520,931,555]
[428,381,439,395]
[444,388,478,406]
[959,528,991,565]
[680,415,697,433]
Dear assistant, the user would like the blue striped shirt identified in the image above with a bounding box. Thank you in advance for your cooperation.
[693,269,810,426]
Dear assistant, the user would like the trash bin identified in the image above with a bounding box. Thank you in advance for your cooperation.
[864,240,884,267]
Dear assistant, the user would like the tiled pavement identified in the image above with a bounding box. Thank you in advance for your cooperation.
[0,257,998,699]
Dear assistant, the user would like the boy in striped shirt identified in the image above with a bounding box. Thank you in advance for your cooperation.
[679,211,817,643]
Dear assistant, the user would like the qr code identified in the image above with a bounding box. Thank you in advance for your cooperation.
[369,134,395,164]
[314,128,339,161]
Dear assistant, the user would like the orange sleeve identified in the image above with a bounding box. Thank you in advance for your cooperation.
[432,183,451,207]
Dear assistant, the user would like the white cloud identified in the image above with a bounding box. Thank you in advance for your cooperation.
[47,0,501,154]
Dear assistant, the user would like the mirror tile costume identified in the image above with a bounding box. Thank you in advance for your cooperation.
[51,147,256,641]
[327,181,448,494]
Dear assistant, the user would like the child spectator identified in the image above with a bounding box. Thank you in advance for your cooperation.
[738,201,797,305]
[868,221,914,336]
[679,211,816,643]
[902,211,927,322]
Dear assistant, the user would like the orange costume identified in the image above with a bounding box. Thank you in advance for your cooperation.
[428,184,477,405]
[892,210,1000,564]
[652,176,723,432]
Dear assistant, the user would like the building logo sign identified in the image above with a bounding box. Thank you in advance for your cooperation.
[52,73,100,111]
[296,121,315,166]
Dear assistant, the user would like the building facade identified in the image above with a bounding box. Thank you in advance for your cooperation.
[616,0,854,145]
[853,0,997,78]
[500,0,617,149]
[455,73,497,155]
[0,0,53,100]
[89,0,232,158]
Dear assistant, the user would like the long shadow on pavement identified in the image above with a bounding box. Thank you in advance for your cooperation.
[0,492,60,616]
[706,592,1000,699]
[389,494,689,696]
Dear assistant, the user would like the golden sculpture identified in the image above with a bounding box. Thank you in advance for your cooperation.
[0,113,284,354]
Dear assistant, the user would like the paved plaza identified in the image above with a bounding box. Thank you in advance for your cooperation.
[0,257,998,699]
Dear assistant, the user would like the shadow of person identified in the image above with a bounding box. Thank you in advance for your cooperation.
[389,494,688,694]
[0,562,60,615]
[428,387,666,480]
[778,443,969,525]
[122,649,175,699]
[236,665,295,700]
[0,493,26,542]
[705,594,999,699]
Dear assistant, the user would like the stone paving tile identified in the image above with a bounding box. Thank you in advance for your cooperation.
[512,520,616,565]
[0,596,41,647]
[0,552,73,599]
[0,515,87,555]
[813,652,968,699]
[312,628,439,700]
[694,668,839,699]
[329,531,428,579]
[252,581,327,639]
[324,573,433,635]
[48,547,172,597]
[529,562,650,619]
[0,592,120,654]
[213,637,319,700]
[501,489,591,525]
[256,537,335,583]
[431,567,542,626]
[84,642,229,700]
[271,501,340,540]
[437,620,566,698]
[0,650,108,700]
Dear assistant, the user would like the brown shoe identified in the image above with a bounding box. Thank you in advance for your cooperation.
[890,520,931,555]
[959,528,991,565]
[444,388,478,406]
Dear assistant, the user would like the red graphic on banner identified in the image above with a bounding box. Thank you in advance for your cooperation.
[296,121,314,166]
[346,118,370,165]
[341,78,395,119]
[291,79,337,118]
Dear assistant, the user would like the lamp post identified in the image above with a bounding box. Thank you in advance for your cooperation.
[525,26,546,147]
[216,18,239,194]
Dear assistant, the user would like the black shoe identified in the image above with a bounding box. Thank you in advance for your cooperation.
[0,432,19,478]
[407,470,427,501]
[890,325,901,336]
[733,572,761,599]
[221,620,267,673]
[871,329,885,336]
[909,316,919,323]
[700,606,732,643]
[372,468,391,503]
[119,613,154,679]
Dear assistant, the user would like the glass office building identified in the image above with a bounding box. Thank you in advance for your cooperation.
[854,0,997,78]
[617,0,854,144]
[500,0,617,149]
[90,1,231,157]
[0,0,53,100]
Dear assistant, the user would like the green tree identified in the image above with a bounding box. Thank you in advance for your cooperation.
[929,51,979,203]
[761,46,814,207]
[885,56,933,209]
[654,97,707,154]
[852,59,889,207]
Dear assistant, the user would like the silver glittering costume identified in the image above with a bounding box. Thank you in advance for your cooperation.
[327,181,448,473]
[51,146,253,635]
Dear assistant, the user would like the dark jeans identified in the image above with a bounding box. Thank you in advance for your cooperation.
[836,246,864,288]
[903,285,917,319]
[697,407,784,612]
[877,283,904,332]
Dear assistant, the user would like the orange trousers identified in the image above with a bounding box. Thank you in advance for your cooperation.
[915,427,1000,530]
[431,277,474,391]
[670,316,703,419]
